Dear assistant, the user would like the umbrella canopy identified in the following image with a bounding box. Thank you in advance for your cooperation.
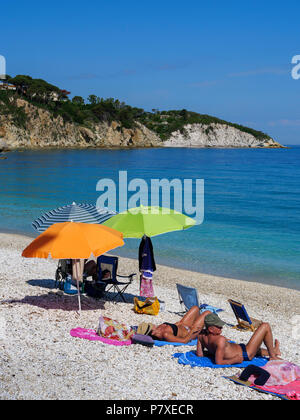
[23,221,124,259]
[103,205,196,238]
[32,202,116,233]
[22,222,124,314]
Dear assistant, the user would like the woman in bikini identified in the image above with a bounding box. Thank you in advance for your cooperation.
[150,306,211,343]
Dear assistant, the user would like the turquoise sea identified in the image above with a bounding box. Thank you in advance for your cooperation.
[0,147,299,290]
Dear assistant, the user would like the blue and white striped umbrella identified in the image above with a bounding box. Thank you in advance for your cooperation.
[32,202,117,232]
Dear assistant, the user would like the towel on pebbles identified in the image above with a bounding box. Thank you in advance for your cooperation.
[173,350,268,369]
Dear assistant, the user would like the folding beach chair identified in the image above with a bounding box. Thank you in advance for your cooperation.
[176,283,200,314]
[55,259,72,290]
[96,255,136,303]
[228,299,262,332]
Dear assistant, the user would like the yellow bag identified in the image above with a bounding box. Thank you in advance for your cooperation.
[133,297,160,316]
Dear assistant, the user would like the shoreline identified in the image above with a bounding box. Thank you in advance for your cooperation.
[2,144,287,151]
[0,231,299,400]
[1,228,299,293]
[1,230,300,321]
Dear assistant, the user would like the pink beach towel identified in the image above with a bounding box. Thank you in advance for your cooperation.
[70,327,132,346]
[255,380,300,400]
[249,360,300,386]
[247,360,300,400]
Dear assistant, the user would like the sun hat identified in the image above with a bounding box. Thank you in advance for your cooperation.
[137,322,154,336]
[204,313,226,329]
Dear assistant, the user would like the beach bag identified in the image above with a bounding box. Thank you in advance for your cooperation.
[133,297,160,316]
[64,275,78,295]
[97,316,134,341]
[139,271,154,298]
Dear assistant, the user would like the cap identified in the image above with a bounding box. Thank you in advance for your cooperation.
[204,313,226,329]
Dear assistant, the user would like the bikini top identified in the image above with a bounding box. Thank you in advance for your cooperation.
[163,322,178,336]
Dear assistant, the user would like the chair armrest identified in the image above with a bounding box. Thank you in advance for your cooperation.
[250,317,263,328]
[96,278,113,285]
[117,273,137,281]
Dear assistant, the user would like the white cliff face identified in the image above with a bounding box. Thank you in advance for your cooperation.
[163,123,283,148]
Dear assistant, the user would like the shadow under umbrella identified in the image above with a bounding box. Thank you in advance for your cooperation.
[3,292,106,312]
[21,221,125,314]
[27,279,56,290]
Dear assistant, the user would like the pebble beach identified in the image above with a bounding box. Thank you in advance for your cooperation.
[0,232,299,401]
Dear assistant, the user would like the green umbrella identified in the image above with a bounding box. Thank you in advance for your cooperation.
[102,205,196,238]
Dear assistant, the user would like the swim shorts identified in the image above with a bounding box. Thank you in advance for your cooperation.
[239,343,250,362]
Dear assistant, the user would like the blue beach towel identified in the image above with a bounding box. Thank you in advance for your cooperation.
[173,351,268,369]
[154,339,197,347]
[199,304,224,314]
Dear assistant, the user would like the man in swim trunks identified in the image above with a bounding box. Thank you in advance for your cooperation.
[150,306,211,343]
[196,313,281,365]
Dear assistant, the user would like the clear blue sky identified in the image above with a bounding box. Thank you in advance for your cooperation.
[1,0,300,144]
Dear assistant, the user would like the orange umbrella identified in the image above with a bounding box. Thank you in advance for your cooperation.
[22,222,124,313]
[22,221,124,259]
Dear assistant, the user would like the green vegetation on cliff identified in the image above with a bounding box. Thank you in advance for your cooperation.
[0,90,27,128]
[0,75,271,141]
[139,110,271,141]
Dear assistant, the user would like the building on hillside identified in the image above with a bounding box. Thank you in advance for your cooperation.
[49,89,71,102]
[0,81,16,91]
[60,89,71,101]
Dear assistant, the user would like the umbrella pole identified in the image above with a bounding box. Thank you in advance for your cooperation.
[73,259,82,315]
[76,278,82,315]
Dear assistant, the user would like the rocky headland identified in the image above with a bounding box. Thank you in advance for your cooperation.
[0,99,283,150]
[0,75,284,150]
[0,99,161,150]
[163,123,283,148]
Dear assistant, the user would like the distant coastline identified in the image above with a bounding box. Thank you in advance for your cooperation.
[0,75,284,150]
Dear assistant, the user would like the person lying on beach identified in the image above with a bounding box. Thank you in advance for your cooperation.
[148,306,211,343]
[196,313,281,365]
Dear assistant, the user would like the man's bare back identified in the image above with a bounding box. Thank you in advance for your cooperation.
[197,314,281,365]
[198,330,245,365]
